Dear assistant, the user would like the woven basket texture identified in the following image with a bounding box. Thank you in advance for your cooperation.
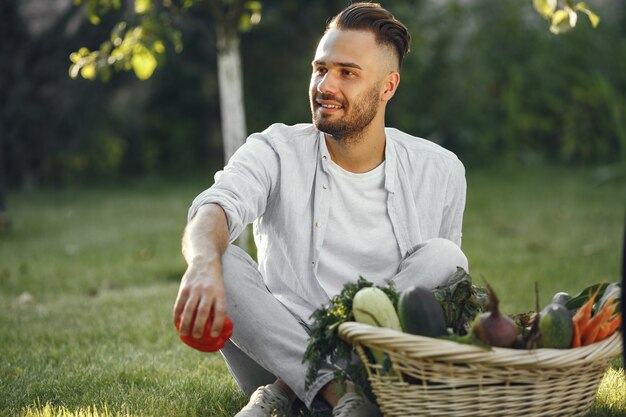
[339,322,623,417]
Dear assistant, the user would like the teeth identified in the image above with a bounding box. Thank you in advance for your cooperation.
[321,104,340,109]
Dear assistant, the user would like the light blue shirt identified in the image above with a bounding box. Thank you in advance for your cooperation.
[189,123,466,322]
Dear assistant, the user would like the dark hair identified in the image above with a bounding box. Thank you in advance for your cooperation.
[326,2,411,68]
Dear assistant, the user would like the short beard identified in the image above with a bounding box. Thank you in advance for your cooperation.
[312,85,380,144]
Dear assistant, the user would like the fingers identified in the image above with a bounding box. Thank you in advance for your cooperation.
[172,286,189,328]
[210,298,227,338]
[173,271,227,339]
[179,292,200,337]
[192,298,213,338]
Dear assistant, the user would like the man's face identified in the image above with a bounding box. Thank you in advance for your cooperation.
[309,29,391,140]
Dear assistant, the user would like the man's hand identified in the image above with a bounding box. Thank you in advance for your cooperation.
[173,204,230,339]
[173,259,227,339]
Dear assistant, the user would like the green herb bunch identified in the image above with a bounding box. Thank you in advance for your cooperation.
[303,277,399,397]
[432,267,488,335]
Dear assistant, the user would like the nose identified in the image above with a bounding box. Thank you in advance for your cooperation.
[316,72,338,96]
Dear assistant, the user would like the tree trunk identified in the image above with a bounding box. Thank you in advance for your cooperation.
[216,28,249,251]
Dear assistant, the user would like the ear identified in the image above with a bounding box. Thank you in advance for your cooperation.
[381,71,400,102]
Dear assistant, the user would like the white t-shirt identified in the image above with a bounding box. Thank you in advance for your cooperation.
[317,159,402,297]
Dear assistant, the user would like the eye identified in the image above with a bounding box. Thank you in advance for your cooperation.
[314,67,327,76]
[342,69,356,77]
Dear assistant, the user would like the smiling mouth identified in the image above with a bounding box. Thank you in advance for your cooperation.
[316,100,345,113]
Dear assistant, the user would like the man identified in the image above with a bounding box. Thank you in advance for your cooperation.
[173,3,468,416]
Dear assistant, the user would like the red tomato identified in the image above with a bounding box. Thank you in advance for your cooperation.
[176,314,233,352]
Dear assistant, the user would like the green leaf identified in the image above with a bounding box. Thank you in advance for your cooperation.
[303,276,396,399]
[239,12,252,32]
[238,1,262,32]
[111,21,127,46]
[245,1,262,12]
[565,283,609,310]
[131,44,157,79]
[566,6,578,27]
[152,40,165,54]
[88,14,102,25]
[135,0,152,15]
[550,9,574,34]
[575,2,600,27]
[171,30,183,53]
[533,0,557,19]
[80,63,97,80]
[86,0,101,25]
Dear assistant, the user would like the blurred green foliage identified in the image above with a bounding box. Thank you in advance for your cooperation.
[533,0,600,34]
[1,0,625,187]
[69,0,184,81]
[68,0,262,82]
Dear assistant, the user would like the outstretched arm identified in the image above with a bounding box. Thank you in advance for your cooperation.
[173,203,230,339]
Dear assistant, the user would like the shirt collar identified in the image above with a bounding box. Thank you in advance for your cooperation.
[316,128,397,193]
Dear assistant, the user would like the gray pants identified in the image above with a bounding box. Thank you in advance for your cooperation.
[220,238,468,410]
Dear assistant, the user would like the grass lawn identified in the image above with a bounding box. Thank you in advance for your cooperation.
[1,166,624,417]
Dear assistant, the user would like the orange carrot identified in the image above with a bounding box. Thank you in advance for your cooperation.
[572,288,601,342]
[594,313,622,343]
[571,317,582,348]
[581,296,617,346]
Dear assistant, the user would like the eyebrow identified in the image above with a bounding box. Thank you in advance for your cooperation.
[312,60,363,70]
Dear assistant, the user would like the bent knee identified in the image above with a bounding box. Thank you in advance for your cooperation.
[423,238,468,272]
[395,238,469,290]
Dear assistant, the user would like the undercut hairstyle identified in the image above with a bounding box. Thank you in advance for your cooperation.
[326,2,411,68]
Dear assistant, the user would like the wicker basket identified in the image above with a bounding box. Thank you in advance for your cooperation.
[339,322,623,417]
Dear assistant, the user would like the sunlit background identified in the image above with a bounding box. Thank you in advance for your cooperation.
[2,0,624,189]
[1,1,625,416]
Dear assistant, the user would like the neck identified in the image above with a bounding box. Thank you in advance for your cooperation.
[324,122,386,173]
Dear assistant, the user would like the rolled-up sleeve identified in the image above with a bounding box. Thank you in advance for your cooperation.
[188,133,279,242]
[440,159,466,247]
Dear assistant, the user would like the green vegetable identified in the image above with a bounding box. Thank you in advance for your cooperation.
[551,292,571,306]
[538,303,574,349]
[398,286,447,337]
[565,283,610,310]
[596,282,621,313]
[303,277,399,397]
[353,287,402,330]
[353,287,402,364]
[431,267,488,335]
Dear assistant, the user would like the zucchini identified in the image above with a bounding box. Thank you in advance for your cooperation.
[398,286,447,337]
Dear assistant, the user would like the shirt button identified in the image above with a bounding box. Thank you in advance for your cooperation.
[322,184,328,189]
[315,221,321,228]
[322,155,327,160]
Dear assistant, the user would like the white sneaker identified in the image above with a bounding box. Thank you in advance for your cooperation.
[235,383,293,417]
[332,392,381,417]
